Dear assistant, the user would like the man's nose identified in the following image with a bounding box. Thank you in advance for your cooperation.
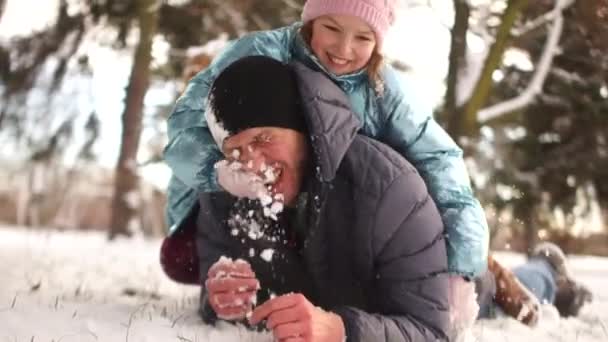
[241,145,266,171]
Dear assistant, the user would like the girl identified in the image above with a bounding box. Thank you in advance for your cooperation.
[163,0,487,292]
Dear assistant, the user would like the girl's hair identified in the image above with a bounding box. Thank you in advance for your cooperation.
[300,21,384,93]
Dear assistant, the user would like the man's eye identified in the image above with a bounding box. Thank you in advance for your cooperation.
[254,134,271,144]
[356,35,372,42]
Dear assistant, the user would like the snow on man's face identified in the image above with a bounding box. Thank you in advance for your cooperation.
[310,14,377,75]
[222,127,309,207]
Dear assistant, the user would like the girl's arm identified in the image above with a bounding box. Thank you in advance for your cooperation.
[379,71,489,278]
[164,27,293,192]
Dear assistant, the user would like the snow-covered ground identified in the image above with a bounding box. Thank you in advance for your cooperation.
[1,226,606,341]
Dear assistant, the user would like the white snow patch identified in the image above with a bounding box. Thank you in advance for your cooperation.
[600,85,608,98]
[228,161,243,171]
[123,190,140,209]
[260,249,275,263]
[259,194,273,207]
[231,149,241,160]
[0,226,272,341]
[1,227,606,341]
[246,220,262,240]
[472,252,608,341]
[270,202,283,215]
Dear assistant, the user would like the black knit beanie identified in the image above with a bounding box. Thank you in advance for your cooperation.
[206,56,308,147]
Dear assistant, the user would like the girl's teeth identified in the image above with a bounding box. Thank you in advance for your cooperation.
[329,55,348,65]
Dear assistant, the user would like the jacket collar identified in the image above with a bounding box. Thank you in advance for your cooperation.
[290,61,361,183]
[291,23,369,94]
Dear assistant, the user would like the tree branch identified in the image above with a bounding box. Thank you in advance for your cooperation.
[478,0,570,124]
[511,0,575,37]
[460,0,529,137]
[280,0,303,11]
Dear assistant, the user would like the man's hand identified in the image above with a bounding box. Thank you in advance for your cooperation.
[216,159,268,199]
[249,293,345,342]
[205,257,260,321]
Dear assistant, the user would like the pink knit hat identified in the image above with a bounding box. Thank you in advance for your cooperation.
[301,0,398,48]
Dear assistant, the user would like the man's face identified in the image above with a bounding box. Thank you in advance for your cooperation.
[223,127,309,206]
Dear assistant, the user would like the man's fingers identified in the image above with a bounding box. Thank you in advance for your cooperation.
[280,338,305,342]
[272,321,308,341]
[206,277,259,293]
[215,305,251,321]
[208,290,255,321]
[266,305,308,330]
[212,291,257,308]
[208,259,254,279]
[249,293,302,325]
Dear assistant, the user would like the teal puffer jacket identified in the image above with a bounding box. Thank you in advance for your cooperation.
[163,23,489,278]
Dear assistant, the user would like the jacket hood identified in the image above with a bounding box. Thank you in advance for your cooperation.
[290,61,361,182]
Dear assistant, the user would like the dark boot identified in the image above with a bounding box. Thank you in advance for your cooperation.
[530,242,593,317]
[530,242,571,282]
[554,278,593,317]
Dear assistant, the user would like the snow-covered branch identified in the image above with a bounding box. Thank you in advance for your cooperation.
[478,0,571,124]
[511,0,575,37]
[281,0,304,11]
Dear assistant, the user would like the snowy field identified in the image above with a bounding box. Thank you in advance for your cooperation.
[1,225,606,342]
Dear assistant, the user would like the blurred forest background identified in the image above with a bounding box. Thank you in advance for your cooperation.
[0,0,606,255]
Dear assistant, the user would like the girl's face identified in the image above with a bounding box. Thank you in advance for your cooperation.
[310,14,377,75]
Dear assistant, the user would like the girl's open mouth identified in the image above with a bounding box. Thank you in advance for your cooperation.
[327,53,350,66]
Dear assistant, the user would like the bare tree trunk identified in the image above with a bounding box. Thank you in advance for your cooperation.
[109,0,159,240]
[16,168,33,226]
[443,0,470,133]
[459,0,529,138]
[0,108,6,130]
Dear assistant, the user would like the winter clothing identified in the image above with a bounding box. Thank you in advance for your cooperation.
[530,242,593,317]
[159,214,199,285]
[513,258,558,305]
[554,278,593,317]
[476,255,540,326]
[476,245,593,324]
[207,56,308,147]
[474,267,497,319]
[301,0,397,48]
[531,241,572,281]
[163,22,489,278]
[195,60,450,341]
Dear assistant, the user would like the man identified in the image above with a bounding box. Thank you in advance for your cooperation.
[192,55,450,341]
[478,242,593,325]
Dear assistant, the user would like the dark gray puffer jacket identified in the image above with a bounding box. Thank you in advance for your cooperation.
[196,61,449,341]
